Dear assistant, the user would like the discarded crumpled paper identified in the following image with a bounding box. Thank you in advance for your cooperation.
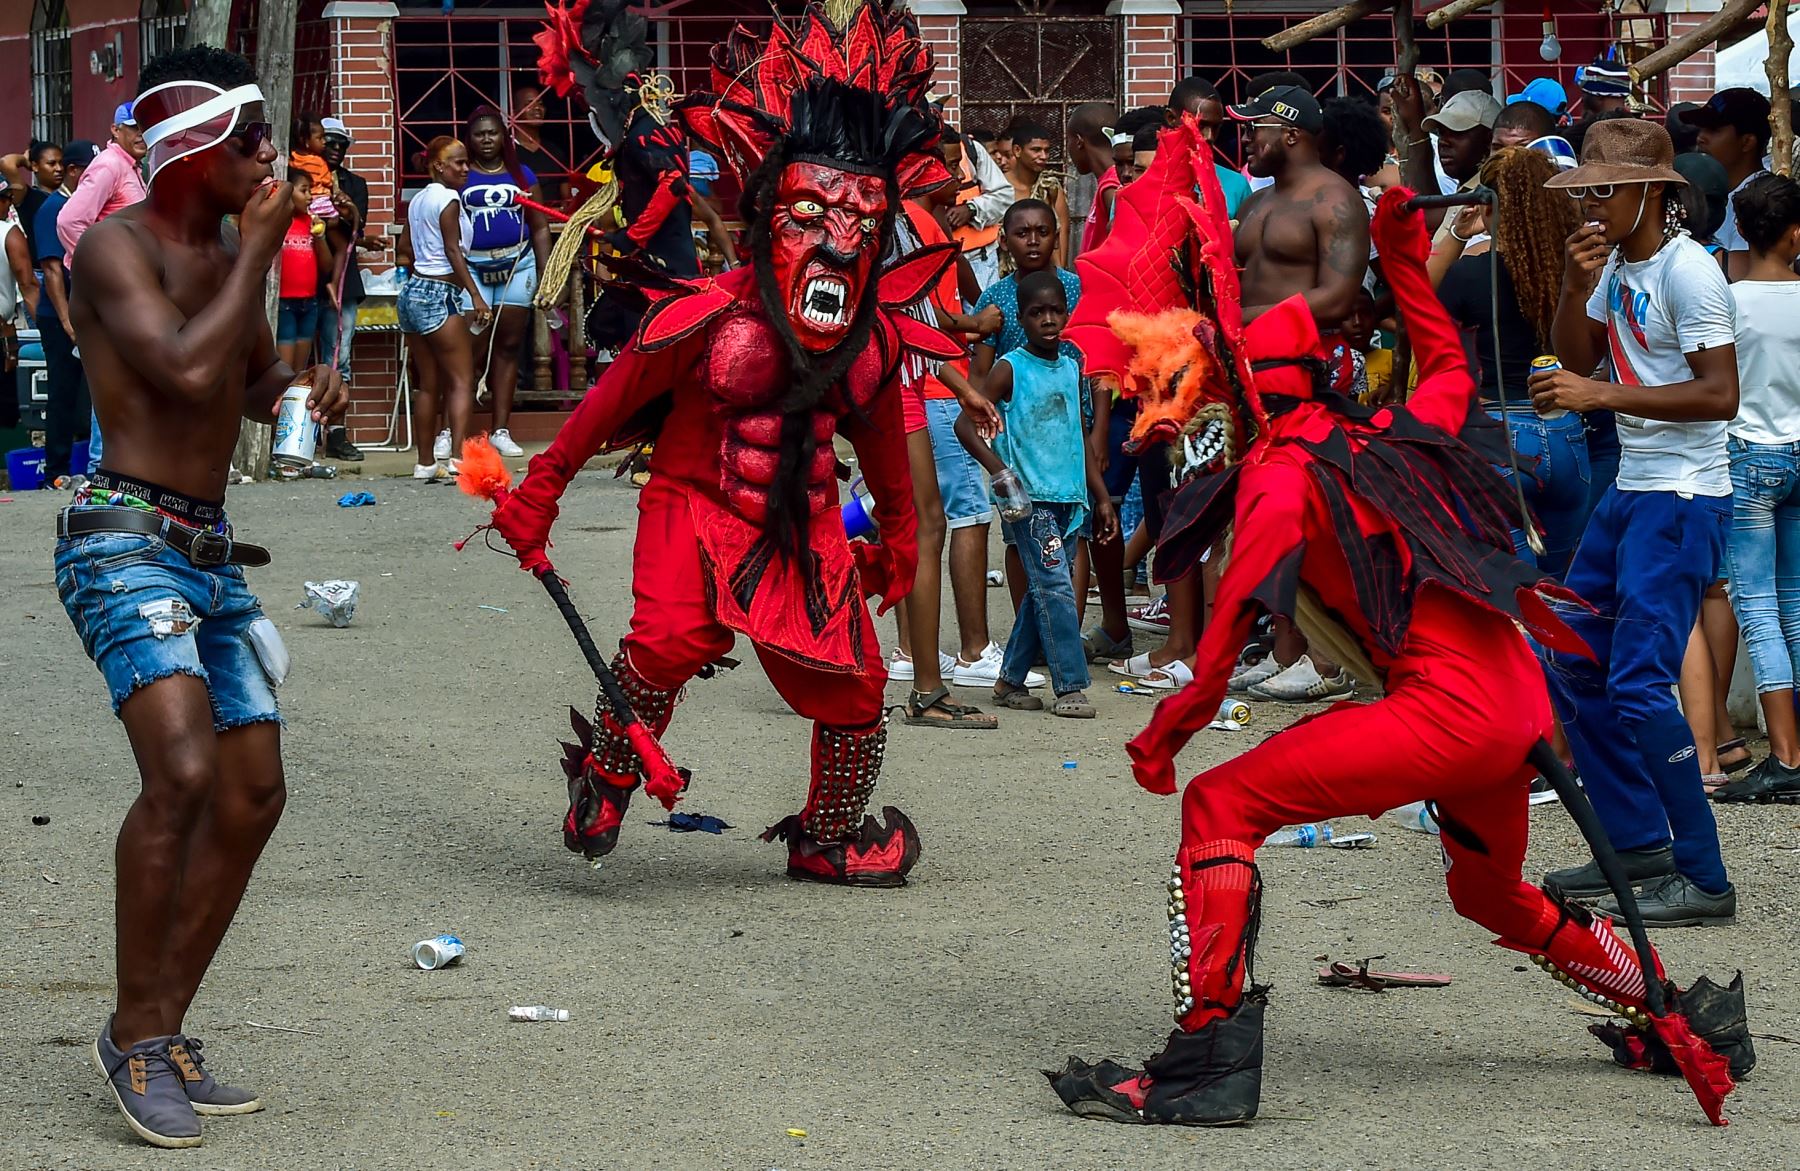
[297,580,359,628]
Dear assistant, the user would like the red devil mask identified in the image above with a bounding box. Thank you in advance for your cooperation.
[769,161,888,352]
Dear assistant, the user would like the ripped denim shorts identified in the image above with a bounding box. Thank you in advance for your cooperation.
[54,513,281,726]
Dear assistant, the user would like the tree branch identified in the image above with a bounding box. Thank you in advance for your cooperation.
[1424,0,1499,32]
[1632,0,1760,82]
[1770,0,1794,176]
[1262,1,1389,54]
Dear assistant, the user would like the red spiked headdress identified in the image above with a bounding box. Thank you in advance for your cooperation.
[677,1,951,197]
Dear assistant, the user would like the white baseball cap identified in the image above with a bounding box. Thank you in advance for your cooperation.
[321,116,352,142]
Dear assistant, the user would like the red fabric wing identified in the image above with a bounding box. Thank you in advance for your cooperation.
[637,285,737,351]
[890,311,965,361]
[877,243,958,309]
[1650,1013,1735,1126]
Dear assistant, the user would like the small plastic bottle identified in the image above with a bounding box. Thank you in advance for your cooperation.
[1265,823,1333,848]
[1386,801,1441,835]
[508,1005,570,1022]
[991,467,1033,522]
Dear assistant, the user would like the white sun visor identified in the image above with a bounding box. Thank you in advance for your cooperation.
[134,81,265,184]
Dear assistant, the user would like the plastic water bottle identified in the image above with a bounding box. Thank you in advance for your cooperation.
[508,1005,570,1022]
[991,467,1033,522]
[1266,823,1334,848]
[1387,801,1441,835]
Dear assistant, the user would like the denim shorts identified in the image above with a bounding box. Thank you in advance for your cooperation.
[398,275,470,336]
[277,296,321,344]
[468,249,539,309]
[923,398,992,528]
[54,518,281,726]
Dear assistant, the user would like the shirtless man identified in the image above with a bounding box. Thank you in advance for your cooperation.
[1225,85,1367,703]
[53,45,347,1149]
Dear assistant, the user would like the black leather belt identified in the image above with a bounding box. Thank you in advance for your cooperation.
[57,507,271,568]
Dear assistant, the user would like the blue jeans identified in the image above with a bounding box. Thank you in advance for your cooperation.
[87,407,103,475]
[999,501,1091,696]
[1724,438,1800,693]
[54,514,281,725]
[316,295,359,383]
[1489,405,1590,577]
[1544,486,1730,892]
[276,296,321,344]
[398,276,469,335]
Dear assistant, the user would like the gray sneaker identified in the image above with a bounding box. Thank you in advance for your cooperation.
[170,1035,263,1115]
[1597,873,1737,927]
[92,1019,202,1148]
[1542,845,1674,901]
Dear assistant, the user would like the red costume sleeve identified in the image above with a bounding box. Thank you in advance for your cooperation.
[1127,461,1310,795]
[1369,187,1476,435]
[625,171,689,248]
[490,340,684,573]
[840,379,918,615]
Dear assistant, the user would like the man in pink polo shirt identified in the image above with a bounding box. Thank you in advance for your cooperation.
[57,103,148,268]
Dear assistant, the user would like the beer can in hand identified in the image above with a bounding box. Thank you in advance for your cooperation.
[272,379,319,470]
[1529,355,1568,420]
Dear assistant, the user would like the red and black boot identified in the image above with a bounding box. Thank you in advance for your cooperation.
[557,653,685,861]
[1047,842,1266,1126]
[760,721,920,886]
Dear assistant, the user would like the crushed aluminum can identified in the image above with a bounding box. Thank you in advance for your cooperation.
[298,580,359,627]
[412,934,465,970]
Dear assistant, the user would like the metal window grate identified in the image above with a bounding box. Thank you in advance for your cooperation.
[959,15,1120,162]
[31,0,73,148]
[229,0,336,122]
[141,0,189,67]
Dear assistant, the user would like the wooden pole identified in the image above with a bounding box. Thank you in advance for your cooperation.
[1632,0,1760,82]
[1770,0,1794,177]
[231,0,301,481]
[1262,1,1388,54]
[1424,0,1499,32]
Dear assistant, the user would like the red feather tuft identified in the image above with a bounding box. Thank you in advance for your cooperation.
[458,435,514,502]
[1650,1013,1736,1126]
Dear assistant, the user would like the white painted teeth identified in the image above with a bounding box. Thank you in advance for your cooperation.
[802,277,848,327]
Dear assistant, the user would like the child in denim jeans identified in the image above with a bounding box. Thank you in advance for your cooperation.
[956,271,1117,717]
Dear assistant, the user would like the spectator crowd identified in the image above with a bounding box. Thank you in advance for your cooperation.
[6,41,1796,923]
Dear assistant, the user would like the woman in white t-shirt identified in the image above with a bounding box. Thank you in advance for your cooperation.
[1716,173,1800,802]
[398,136,489,481]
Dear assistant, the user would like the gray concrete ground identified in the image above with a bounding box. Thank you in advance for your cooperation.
[2,467,1796,1170]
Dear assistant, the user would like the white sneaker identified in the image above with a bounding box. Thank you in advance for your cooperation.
[1245,655,1355,703]
[1228,653,1284,694]
[889,648,955,682]
[413,462,449,482]
[490,428,525,458]
[953,642,1047,689]
[433,429,452,461]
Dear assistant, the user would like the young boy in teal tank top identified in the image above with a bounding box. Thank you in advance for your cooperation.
[955,271,1118,717]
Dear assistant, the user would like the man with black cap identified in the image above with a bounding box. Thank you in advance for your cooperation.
[1682,87,1772,280]
[1225,84,1363,703]
[1532,117,1739,926]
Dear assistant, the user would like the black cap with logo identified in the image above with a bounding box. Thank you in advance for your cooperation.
[1227,85,1324,135]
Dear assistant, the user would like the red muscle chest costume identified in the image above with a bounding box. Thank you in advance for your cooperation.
[1045,119,1744,1127]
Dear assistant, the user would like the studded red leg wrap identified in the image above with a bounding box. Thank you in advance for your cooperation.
[800,720,887,843]
[1168,839,1261,1032]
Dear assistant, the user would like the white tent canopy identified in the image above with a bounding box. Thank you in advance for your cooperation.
[1716,12,1800,92]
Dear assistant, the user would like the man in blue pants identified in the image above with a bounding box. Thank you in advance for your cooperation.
[1532,120,1737,925]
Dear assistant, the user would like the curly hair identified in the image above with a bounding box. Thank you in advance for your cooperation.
[1481,146,1578,349]
[139,44,256,95]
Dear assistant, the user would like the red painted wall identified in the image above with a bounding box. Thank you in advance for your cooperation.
[71,0,145,142]
[0,5,33,152]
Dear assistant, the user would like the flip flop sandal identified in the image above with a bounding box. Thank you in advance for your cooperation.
[1317,957,1453,991]
[1716,738,1755,775]
[1142,661,1195,690]
[1051,692,1096,719]
[1106,652,1156,679]
[1701,772,1730,797]
[902,685,998,730]
[992,683,1044,711]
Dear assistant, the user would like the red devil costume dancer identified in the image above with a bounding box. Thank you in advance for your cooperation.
[490,1,962,885]
[1045,119,1751,1126]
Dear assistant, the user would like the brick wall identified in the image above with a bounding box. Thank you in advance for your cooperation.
[911,1,965,124]
[324,2,403,447]
[1113,2,1181,112]
[1665,12,1719,105]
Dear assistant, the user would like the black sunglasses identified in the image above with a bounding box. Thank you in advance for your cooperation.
[226,121,274,153]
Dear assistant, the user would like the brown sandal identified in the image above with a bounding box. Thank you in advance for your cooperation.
[902,685,998,730]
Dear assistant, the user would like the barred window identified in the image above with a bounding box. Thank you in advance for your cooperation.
[141,0,190,68]
[31,0,73,148]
